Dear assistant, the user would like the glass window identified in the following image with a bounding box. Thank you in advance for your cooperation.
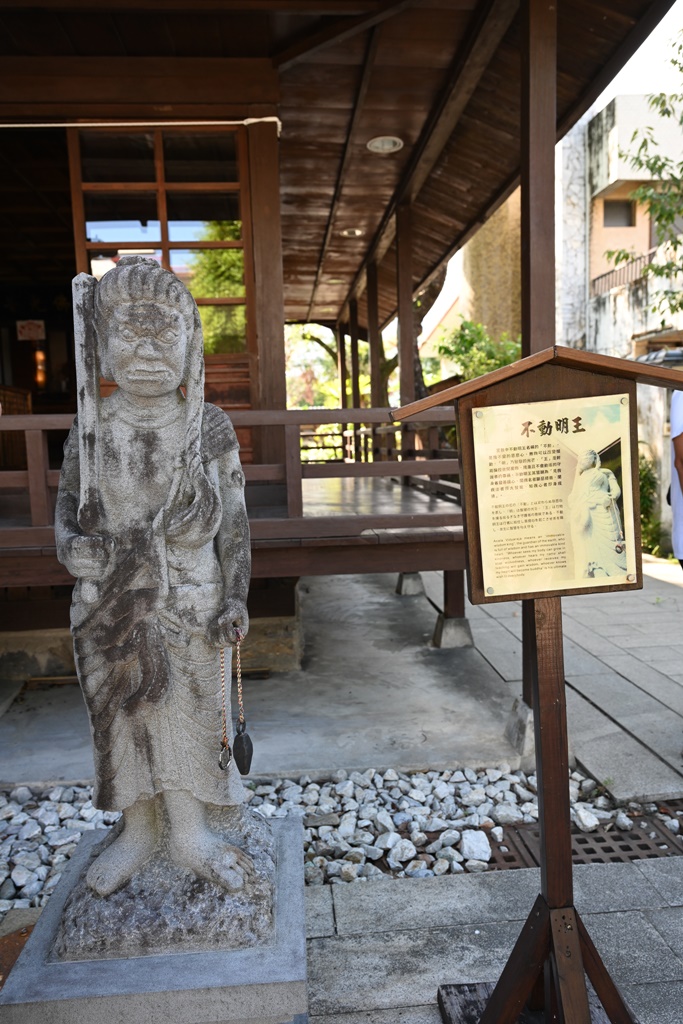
[166,192,241,242]
[199,305,246,355]
[604,200,635,228]
[80,132,155,183]
[85,193,160,243]
[170,249,244,298]
[163,132,238,182]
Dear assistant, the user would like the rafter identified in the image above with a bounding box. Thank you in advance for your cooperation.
[341,0,519,314]
[306,26,379,321]
[272,0,417,71]
[409,0,679,306]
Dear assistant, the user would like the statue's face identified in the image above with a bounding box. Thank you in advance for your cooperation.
[104,302,189,397]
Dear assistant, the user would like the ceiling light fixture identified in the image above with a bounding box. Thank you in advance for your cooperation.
[366,135,404,154]
[339,227,365,238]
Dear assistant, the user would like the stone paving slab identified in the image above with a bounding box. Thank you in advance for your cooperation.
[635,859,683,907]
[307,921,523,1016]
[644,905,683,959]
[305,887,335,939]
[327,863,668,940]
[566,687,683,801]
[623,981,683,1024]
[583,910,683,986]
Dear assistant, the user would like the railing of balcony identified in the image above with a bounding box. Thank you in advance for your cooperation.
[0,407,460,547]
[591,248,657,296]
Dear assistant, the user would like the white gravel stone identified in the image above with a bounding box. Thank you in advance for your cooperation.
[375,809,395,833]
[460,830,492,863]
[615,811,633,830]
[464,859,489,873]
[11,865,36,888]
[492,804,525,826]
[573,806,600,832]
[375,831,401,851]
[387,838,417,867]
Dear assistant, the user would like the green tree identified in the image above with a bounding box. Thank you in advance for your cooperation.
[437,318,521,381]
[606,36,683,316]
[186,220,246,354]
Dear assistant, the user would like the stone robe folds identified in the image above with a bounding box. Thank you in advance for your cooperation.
[57,397,246,811]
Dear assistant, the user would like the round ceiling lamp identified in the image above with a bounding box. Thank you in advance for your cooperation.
[339,227,365,238]
[366,135,404,154]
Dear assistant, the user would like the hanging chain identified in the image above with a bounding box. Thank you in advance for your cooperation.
[235,628,245,726]
[220,646,228,751]
[219,628,244,770]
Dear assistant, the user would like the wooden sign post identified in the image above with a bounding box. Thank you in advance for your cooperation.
[393,346,683,1024]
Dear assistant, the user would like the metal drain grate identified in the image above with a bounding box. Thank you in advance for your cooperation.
[488,829,537,871]
[513,818,683,867]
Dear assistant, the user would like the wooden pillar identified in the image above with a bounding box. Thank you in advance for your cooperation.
[247,121,287,463]
[349,299,361,410]
[337,323,348,409]
[396,202,415,409]
[349,299,362,461]
[521,0,557,706]
[367,261,383,409]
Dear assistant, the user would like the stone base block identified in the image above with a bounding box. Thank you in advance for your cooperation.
[431,614,473,649]
[0,817,308,1024]
[395,572,425,596]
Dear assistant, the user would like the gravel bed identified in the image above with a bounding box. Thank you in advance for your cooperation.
[2,764,682,916]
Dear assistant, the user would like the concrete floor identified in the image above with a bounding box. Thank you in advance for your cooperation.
[0,572,523,788]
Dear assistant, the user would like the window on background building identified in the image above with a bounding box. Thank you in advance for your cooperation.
[69,128,252,356]
[603,199,636,228]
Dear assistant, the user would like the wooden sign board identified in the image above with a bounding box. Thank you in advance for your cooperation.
[455,362,642,605]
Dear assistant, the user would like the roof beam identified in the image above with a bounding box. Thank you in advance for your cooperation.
[306,26,379,321]
[341,0,519,311]
[0,2,382,9]
[272,0,417,71]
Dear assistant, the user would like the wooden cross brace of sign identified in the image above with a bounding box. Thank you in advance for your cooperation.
[394,347,683,1024]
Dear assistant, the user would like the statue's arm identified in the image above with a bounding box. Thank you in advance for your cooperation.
[54,424,113,579]
[210,446,251,644]
[604,469,621,503]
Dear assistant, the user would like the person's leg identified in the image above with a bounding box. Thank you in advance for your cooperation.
[164,789,253,890]
[679,559,683,571]
[86,797,158,896]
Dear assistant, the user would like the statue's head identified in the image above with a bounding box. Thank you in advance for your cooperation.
[95,256,201,398]
[578,449,600,473]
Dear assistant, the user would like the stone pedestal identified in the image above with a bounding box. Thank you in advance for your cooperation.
[0,817,307,1024]
[431,613,473,648]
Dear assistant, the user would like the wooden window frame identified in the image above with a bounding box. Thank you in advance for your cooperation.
[67,125,257,358]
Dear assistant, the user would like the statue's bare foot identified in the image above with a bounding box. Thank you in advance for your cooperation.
[171,831,254,891]
[86,799,157,896]
[164,788,255,891]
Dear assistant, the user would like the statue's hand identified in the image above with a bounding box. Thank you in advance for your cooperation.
[209,599,249,646]
[63,534,114,579]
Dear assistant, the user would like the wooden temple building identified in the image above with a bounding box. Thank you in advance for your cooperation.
[0,0,676,654]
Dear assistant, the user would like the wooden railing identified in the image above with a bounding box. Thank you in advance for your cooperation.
[0,407,460,549]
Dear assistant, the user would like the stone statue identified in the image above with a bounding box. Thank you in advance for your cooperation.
[568,448,627,578]
[55,256,256,901]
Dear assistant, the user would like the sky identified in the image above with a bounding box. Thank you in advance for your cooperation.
[418,0,683,343]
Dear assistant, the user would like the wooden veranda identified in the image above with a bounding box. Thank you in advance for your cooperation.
[0,0,676,642]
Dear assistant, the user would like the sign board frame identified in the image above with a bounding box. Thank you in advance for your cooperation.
[455,362,642,606]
